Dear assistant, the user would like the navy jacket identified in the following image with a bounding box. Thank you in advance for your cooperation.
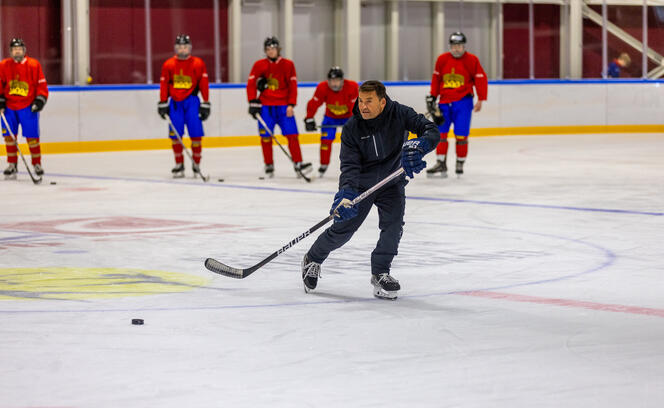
[338,95,439,192]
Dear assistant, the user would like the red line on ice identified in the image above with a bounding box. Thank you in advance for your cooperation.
[458,291,664,318]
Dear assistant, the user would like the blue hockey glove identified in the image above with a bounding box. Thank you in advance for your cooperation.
[401,137,430,178]
[330,189,359,223]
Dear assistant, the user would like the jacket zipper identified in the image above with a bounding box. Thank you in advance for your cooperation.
[371,135,379,157]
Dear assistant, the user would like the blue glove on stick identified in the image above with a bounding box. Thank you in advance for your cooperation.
[401,138,430,178]
[330,189,359,223]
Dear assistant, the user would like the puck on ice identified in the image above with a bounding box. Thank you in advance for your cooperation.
[131,319,144,325]
[258,176,265,180]
[217,178,225,182]
[50,181,57,185]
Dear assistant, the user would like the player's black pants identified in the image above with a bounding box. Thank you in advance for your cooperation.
[307,181,406,275]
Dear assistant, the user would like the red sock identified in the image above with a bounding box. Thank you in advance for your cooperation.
[171,140,184,164]
[436,132,449,156]
[4,136,17,164]
[191,137,202,164]
[27,139,41,165]
[260,137,274,164]
[320,139,333,165]
[285,134,303,163]
[456,135,468,159]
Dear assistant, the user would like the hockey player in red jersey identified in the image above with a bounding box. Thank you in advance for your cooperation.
[304,66,358,177]
[0,38,48,179]
[247,36,311,178]
[158,34,210,178]
[426,32,487,177]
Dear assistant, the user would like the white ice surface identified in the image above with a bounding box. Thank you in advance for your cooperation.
[1,133,663,408]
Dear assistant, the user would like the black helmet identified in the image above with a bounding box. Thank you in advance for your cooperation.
[9,38,25,48]
[264,36,280,49]
[327,66,344,80]
[449,32,467,45]
[175,34,191,45]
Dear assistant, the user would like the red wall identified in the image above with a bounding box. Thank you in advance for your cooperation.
[89,0,228,84]
[583,6,664,78]
[0,0,62,84]
[503,4,560,79]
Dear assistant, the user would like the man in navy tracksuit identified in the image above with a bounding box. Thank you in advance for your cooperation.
[301,80,439,300]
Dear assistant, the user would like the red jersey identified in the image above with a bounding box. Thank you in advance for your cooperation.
[0,56,48,111]
[159,56,209,103]
[306,79,358,119]
[430,52,487,104]
[247,57,297,106]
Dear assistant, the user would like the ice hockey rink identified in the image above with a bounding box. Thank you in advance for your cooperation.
[1,132,663,408]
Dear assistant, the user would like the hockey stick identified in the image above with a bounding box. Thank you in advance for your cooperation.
[204,167,405,279]
[255,113,311,183]
[165,114,210,182]
[1,111,42,185]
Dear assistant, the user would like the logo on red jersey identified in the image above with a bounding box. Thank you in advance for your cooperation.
[174,69,192,89]
[328,102,349,116]
[9,75,29,97]
[266,75,279,91]
[443,68,464,89]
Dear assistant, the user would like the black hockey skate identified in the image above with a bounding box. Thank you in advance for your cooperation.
[371,273,400,300]
[294,162,313,178]
[264,163,275,178]
[318,164,328,178]
[455,159,464,177]
[302,253,321,293]
[34,163,44,176]
[3,163,17,180]
[192,163,201,174]
[426,160,447,178]
[171,163,185,178]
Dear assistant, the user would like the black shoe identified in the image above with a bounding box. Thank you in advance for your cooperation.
[33,163,44,176]
[318,164,328,177]
[426,160,447,178]
[171,163,185,178]
[264,163,275,178]
[371,273,400,300]
[192,163,201,174]
[455,159,464,175]
[294,162,313,178]
[3,163,17,180]
[302,253,322,293]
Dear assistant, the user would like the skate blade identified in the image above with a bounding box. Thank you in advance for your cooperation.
[373,286,398,300]
[4,174,17,180]
[426,172,448,179]
[172,173,185,179]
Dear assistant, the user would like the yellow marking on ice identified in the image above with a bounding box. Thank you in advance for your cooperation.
[0,267,209,300]
[0,125,661,156]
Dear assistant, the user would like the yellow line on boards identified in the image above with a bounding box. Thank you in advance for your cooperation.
[0,125,662,156]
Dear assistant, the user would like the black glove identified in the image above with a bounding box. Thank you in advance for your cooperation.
[256,77,267,92]
[402,137,430,178]
[0,96,5,110]
[304,117,316,132]
[31,95,46,113]
[248,99,262,119]
[158,101,169,119]
[199,101,211,121]
[425,94,444,125]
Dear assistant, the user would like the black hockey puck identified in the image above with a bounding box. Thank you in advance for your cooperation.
[258,176,265,180]
[131,318,144,325]
[217,178,225,182]
[50,181,57,185]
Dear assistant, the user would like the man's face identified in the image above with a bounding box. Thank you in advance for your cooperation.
[450,44,465,58]
[175,44,192,59]
[10,46,25,62]
[357,91,386,120]
[265,46,279,59]
[328,78,343,92]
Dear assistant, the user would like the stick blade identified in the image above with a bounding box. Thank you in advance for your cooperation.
[204,258,246,279]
